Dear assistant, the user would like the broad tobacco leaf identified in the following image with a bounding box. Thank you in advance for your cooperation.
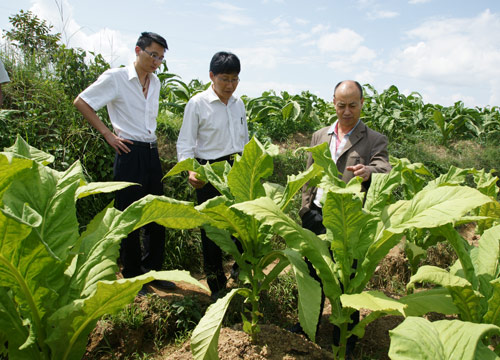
[0,143,209,360]
[47,271,206,360]
[3,135,54,165]
[389,317,500,360]
[191,288,250,360]
[227,137,274,202]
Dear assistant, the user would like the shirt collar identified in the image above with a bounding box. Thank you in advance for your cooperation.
[328,119,361,136]
[207,85,236,104]
[127,64,139,81]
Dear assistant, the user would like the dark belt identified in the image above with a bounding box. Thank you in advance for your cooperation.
[129,140,157,149]
[196,152,241,164]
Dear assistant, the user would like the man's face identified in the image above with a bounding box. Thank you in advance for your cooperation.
[209,72,239,104]
[333,83,363,130]
[135,42,165,73]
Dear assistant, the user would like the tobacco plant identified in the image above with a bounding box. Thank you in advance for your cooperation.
[164,137,325,359]
[236,142,495,359]
[0,136,208,360]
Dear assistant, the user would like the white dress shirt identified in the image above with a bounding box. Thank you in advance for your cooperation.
[0,60,10,84]
[176,86,248,161]
[79,64,160,142]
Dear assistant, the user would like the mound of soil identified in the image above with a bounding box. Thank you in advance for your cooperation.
[168,323,334,360]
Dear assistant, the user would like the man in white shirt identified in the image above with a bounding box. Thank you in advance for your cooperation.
[0,59,10,107]
[176,51,248,298]
[74,32,175,293]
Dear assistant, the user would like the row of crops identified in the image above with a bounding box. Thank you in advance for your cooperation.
[159,72,500,146]
[1,135,499,359]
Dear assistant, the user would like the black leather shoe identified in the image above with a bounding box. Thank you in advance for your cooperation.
[230,263,240,280]
[137,286,149,297]
[150,279,177,290]
[287,322,306,336]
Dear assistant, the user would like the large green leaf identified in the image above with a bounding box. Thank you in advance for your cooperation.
[69,195,209,300]
[383,186,492,232]
[409,266,482,322]
[0,287,42,360]
[284,248,321,342]
[389,317,500,360]
[233,197,341,301]
[323,192,371,269]
[424,166,470,190]
[197,196,252,248]
[191,288,249,360]
[75,181,135,199]
[227,137,273,202]
[363,170,401,214]
[484,280,500,326]
[3,135,54,165]
[0,210,59,349]
[303,142,341,183]
[398,288,458,316]
[47,271,206,360]
[279,163,323,212]
[354,186,494,292]
[0,154,32,200]
[1,160,83,261]
[341,291,406,315]
[475,225,500,277]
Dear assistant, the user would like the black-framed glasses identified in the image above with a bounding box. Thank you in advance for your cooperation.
[142,49,165,63]
[216,75,240,85]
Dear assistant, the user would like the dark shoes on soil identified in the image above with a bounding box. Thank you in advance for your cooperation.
[230,262,240,280]
[287,322,307,337]
[137,285,149,297]
[149,279,177,290]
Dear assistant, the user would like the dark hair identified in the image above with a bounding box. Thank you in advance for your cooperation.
[334,80,363,100]
[209,51,240,75]
[136,32,168,50]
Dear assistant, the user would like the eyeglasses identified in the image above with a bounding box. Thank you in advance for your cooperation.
[142,49,165,63]
[216,76,240,85]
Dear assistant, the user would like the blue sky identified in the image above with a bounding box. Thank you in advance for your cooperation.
[1,0,500,108]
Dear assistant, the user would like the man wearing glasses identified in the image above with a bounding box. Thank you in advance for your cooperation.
[74,32,174,295]
[176,51,248,299]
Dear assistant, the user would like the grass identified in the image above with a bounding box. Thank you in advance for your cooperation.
[85,294,207,359]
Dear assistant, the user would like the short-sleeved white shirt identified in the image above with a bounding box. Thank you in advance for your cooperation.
[0,60,10,84]
[79,64,160,142]
[176,86,248,161]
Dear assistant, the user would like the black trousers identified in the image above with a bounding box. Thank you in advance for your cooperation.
[114,143,165,278]
[195,155,242,293]
[301,203,359,354]
[196,182,227,293]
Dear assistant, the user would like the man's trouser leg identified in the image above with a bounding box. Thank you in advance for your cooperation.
[114,145,165,278]
[196,182,226,293]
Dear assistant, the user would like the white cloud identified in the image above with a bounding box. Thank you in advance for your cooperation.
[208,2,254,26]
[408,0,432,4]
[367,10,399,19]
[29,0,135,66]
[386,10,500,92]
[317,28,364,53]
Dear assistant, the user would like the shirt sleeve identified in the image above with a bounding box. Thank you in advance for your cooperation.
[241,101,249,144]
[0,60,10,84]
[78,70,117,111]
[176,99,199,161]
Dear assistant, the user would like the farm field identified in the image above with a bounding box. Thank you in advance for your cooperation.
[1,10,500,360]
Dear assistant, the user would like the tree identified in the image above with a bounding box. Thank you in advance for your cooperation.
[4,10,61,63]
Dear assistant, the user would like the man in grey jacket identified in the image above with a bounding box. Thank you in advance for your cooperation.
[295,80,391,357]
